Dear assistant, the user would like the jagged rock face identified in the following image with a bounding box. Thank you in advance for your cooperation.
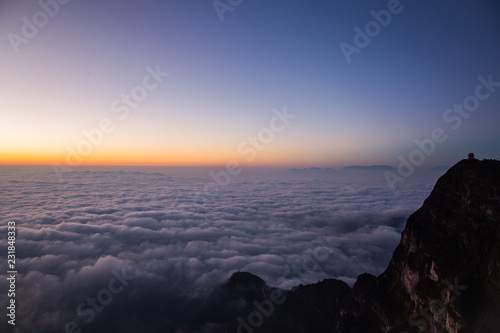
[370,159,500,332]
[163,159,500,333]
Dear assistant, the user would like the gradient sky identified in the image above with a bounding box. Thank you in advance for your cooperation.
[1,0,499,167]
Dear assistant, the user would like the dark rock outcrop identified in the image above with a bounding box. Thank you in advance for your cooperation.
[365,158,500,332]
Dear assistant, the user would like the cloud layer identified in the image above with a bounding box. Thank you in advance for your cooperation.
[0,167,441,332]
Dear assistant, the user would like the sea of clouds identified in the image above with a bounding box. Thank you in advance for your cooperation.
[0,166,443,332]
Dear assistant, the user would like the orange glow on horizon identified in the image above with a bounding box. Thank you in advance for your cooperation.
[0,138,360,168]
[0,150,327,167]
[0,151,350,168]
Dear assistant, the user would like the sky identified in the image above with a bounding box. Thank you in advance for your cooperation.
[2,2,498,330]
[1,0,499,167]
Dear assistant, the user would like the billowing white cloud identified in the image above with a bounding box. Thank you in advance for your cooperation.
[0,167,441,332]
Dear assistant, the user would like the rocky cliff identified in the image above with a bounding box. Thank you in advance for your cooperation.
[366,158,500,332]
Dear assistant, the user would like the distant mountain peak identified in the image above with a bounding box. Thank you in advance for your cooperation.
[342,165,395,170]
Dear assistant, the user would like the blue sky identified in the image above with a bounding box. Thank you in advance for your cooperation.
[1,0,499,167]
